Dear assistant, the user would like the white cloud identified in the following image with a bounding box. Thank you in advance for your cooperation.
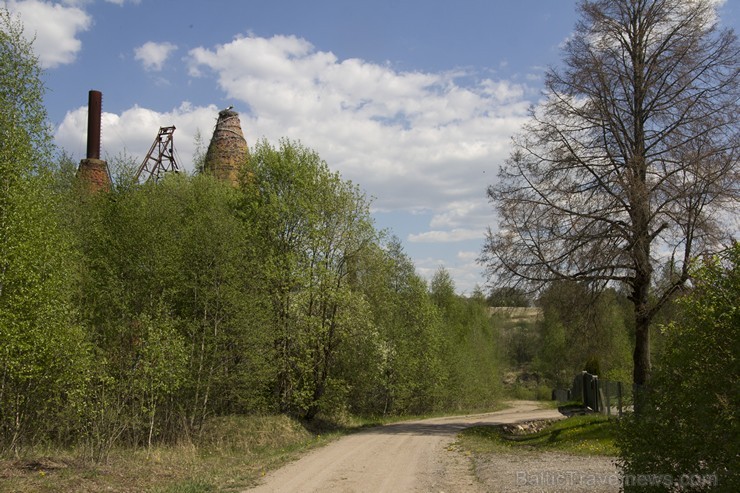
[134,41,177,71]
[429,199,491,229]
[7,0,91,68]
[55,102,220,167]
[457,251,479,261]
[408,229,484,243]
[186,34,530,214]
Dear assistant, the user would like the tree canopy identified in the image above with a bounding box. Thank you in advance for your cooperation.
[0,8,90,452]
[481,0,739,386]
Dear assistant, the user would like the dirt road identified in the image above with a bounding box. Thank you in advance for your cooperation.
[245,401,564,493]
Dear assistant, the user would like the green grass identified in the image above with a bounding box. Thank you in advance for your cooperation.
[459,414,618,456]
[151,479,215,493]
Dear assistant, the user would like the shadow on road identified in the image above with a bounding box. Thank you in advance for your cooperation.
[362,418,541,437]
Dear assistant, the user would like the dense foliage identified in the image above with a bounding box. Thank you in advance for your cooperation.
[0,8,504,454]
[0,9,90,453]
[617,244,739,492]
[534,282,633,386]
[493,280,633,392]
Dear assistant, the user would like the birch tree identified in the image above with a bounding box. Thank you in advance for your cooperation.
[0,8,89,451]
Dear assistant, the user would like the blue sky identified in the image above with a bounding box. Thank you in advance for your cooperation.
[7,0,739,293]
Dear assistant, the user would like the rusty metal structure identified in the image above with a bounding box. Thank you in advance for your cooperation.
[135,126,180,183]
[203,108,249,186]
[77,90,112,193]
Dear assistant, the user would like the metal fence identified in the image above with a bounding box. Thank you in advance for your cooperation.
[555,371,631,417]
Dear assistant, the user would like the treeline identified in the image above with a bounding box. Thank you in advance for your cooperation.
[3,142,502,456]
[0,10,501,456]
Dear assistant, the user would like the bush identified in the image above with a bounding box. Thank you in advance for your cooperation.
[617,244,739,492]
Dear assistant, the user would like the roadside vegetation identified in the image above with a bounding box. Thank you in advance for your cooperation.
[617,245,739,492]
[492,283,634,400]
[459,415,618,458]
[0,415,336,493]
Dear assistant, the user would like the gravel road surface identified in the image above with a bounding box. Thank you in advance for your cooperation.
[245,401,617,492]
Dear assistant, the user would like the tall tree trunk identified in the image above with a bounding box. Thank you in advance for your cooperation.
[631,226,653,389]
[632,307,651,386]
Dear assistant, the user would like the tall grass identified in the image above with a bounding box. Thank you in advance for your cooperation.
[0,414,333,493]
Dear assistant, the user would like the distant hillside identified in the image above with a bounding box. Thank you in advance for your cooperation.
[487,306,542,322]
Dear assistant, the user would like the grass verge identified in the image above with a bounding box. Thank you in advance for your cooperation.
[0,415,339,493]
[459,414,618,457]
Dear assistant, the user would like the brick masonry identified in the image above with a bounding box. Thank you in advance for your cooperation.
[204,109,249,186]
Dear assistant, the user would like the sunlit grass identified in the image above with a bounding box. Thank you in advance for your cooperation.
[459,414,618,456]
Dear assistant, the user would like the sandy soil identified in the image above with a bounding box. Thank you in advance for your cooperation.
[473,452,620,492]
[244,401,567,492]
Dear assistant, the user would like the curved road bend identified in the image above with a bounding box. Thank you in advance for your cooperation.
[245,401,564,493]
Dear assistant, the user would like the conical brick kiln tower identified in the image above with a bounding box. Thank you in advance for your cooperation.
[203,108,248,186]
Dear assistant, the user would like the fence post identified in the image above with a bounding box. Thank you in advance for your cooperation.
[617,382,623,417]
[605,381,611,417]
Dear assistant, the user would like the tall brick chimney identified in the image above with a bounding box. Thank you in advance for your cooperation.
[203,108,249,186]
[77,90,111,193]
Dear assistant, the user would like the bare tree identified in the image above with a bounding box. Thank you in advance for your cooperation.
[481,0,739,387]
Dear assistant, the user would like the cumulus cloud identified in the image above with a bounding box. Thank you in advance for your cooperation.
[408,229,484,243]
[429,199,492,229]
[134,41,178,71]
[187,34,530,213]
[7,0,91,68]
[55,102,220,167]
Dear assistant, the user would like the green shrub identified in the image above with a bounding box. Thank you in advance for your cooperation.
[617,245,739,492]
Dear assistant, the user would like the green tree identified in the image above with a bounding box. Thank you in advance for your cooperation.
[131,307,187,452]
[68,169,270,447]
[481,0,739,388]
[617,244,739,492]
[241,139,377,419]
[0,8,90,452]
[350,238,445,415]
[486,286,530,307]
[535,282,632,386]
[431,268,502,410]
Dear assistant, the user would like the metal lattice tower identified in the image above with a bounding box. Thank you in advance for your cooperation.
[135,126,180,183]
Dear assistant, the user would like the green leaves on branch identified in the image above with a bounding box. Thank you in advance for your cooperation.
[0,7,90,453]
[617,245,740,492]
